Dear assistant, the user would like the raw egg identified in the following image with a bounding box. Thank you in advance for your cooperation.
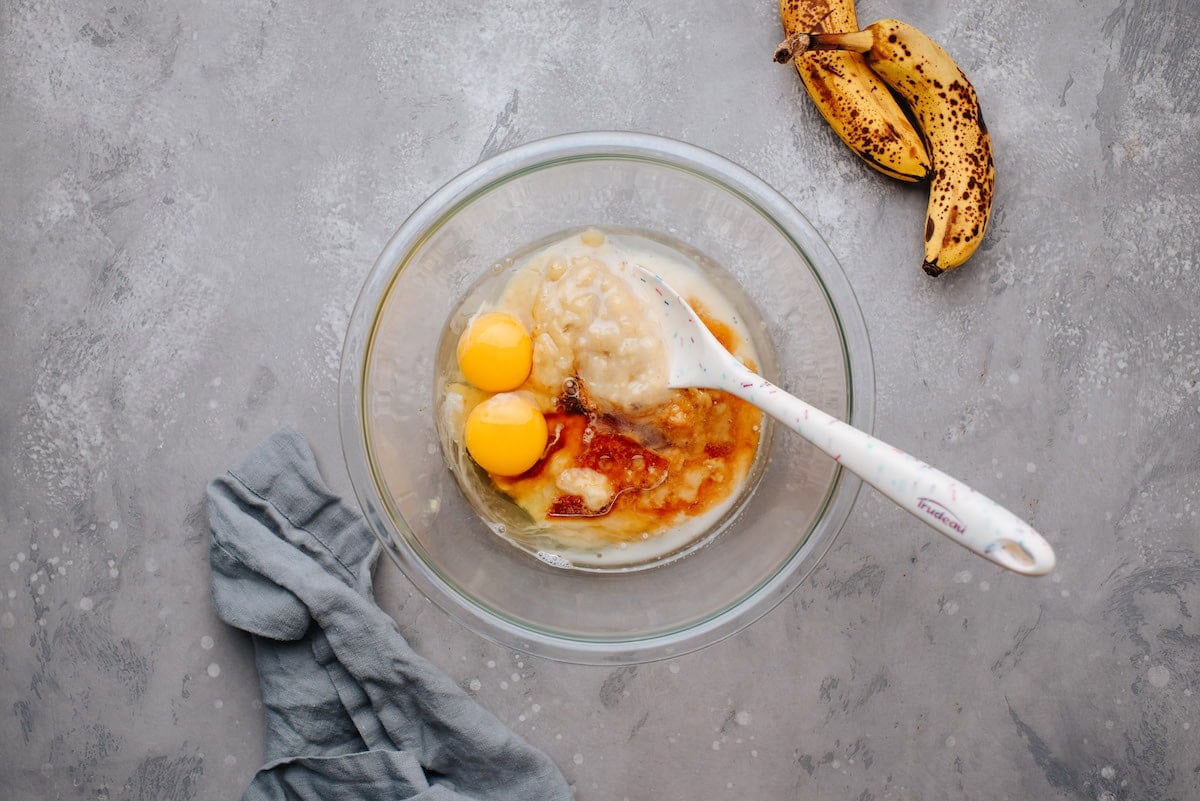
[456,312,533,392]
[464,393,548,476]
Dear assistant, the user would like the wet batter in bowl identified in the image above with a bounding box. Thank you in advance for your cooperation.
[440,229,764,567]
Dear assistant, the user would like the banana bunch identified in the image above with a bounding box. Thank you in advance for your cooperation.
[776,10,995,277]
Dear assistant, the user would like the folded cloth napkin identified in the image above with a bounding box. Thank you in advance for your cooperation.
[206,427,571,801]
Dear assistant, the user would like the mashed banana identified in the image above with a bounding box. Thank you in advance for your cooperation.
[499,250,672,414]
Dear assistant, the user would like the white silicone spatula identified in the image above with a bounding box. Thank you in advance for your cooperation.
[636,267,1056,576]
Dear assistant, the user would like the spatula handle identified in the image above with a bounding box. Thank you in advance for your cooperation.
[730,373,1056,576]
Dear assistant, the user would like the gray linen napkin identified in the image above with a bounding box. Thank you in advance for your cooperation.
[206,427,571,801]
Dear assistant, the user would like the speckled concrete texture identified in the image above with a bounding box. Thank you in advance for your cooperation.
[2,1,1198,799]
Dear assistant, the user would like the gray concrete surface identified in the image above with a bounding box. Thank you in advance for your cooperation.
[2,0,1198,799]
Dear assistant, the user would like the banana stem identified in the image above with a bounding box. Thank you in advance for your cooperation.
[773,33,810,63]
[773,29,874,63]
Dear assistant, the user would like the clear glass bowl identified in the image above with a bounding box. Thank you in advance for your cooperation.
[339,132,874,664]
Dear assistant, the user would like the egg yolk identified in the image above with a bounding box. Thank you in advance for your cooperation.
[464,393,548,476]
[456,312,533,392]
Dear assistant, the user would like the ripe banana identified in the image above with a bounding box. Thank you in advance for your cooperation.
[779,0,931,183]
[775,19,996,276]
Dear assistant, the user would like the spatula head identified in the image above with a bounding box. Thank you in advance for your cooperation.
[633,266,747,391]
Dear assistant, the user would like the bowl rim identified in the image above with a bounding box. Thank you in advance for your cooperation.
[338,130,875,664]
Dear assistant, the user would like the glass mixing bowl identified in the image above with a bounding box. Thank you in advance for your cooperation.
[339,131,874,664]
